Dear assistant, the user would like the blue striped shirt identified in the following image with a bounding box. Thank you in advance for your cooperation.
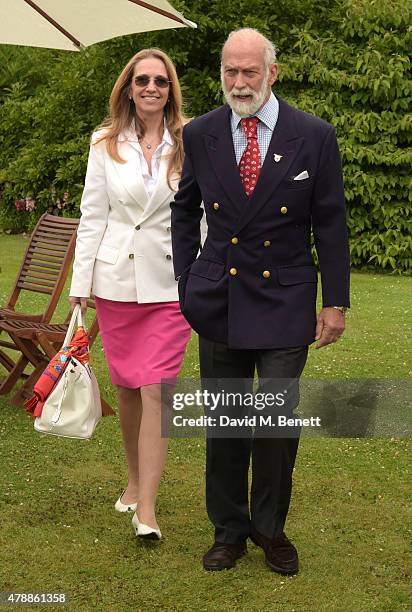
[231,92,279,165]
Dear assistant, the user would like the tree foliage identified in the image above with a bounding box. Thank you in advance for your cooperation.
[0,0,410,273]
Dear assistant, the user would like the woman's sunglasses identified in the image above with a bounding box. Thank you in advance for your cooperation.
[134,75,171,88]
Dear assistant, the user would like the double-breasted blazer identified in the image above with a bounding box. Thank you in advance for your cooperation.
[70,128,180,303]
[171,95,350,349]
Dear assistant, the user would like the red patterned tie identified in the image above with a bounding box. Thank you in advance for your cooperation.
[239,117,261,197]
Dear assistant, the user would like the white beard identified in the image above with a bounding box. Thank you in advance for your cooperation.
[222,74,270,117]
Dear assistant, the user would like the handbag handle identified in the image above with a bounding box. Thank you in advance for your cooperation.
[62,304,87,347]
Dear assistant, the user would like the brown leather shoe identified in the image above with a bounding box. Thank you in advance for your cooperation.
[202,541,247,571]
[250,529,299,575]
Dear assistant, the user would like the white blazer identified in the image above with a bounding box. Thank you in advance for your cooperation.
[70,128,190,302]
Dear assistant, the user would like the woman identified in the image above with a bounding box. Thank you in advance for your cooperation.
[69,48,192,540]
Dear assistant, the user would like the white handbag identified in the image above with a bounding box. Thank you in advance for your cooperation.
[34,305,102,439]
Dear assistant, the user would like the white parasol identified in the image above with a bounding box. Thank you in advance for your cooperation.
[0,0,196,51]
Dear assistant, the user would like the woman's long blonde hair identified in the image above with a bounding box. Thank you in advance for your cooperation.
[96,48,186,188]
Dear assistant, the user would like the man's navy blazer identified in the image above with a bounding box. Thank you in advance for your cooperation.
[171,95,350,349]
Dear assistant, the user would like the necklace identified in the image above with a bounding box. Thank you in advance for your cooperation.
[139,136,161,151]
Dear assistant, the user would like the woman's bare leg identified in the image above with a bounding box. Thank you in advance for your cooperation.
[137,383,169,528]
[117,385,142,504]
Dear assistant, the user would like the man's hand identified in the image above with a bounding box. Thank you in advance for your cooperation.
[315,307,345,349]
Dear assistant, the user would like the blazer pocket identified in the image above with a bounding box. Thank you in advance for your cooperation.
[95,243,119,265]
[189,258,225,281]
[277,265,318,285]
[284,177,313,190]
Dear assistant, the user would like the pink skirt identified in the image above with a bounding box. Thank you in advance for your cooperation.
[94,297,191,389]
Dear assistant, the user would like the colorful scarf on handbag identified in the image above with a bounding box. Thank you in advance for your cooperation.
[24,326,89,418]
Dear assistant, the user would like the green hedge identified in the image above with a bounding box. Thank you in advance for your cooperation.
[0,0,410,273]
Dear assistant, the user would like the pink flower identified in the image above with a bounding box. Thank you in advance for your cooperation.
[14,199,26,212]
[63,192,69,202]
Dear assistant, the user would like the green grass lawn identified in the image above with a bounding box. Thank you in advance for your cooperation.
[0,234,410,611]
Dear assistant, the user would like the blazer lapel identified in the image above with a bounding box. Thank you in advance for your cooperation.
[203,106,248,212]
[139,143,174,224]
[111,133,148,208]
[233,98,304,233]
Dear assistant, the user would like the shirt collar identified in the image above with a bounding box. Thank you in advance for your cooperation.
[231,92,279,133]
[162,125,173,146]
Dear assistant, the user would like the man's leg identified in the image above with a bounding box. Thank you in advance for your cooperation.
[199,337,255,546]
[251,346,308,539]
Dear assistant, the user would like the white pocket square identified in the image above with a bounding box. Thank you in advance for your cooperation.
[293,170,309,181]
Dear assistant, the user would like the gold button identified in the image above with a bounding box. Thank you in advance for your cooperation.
[263,240,271,247]
[229,268,238,276]
[280,206,288,214]
[128,253,134,259]
[262,270,271,278]
[213,202,220,210]
[231,237,238,245]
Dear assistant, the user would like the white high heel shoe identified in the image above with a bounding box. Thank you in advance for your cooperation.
[132,513,162,540]
[114,490,138,513]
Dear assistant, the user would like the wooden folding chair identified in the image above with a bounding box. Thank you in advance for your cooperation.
[0,213,79,395]
[0,298,114,415]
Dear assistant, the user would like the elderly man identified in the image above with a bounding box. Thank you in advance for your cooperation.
[171,28,350,573]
